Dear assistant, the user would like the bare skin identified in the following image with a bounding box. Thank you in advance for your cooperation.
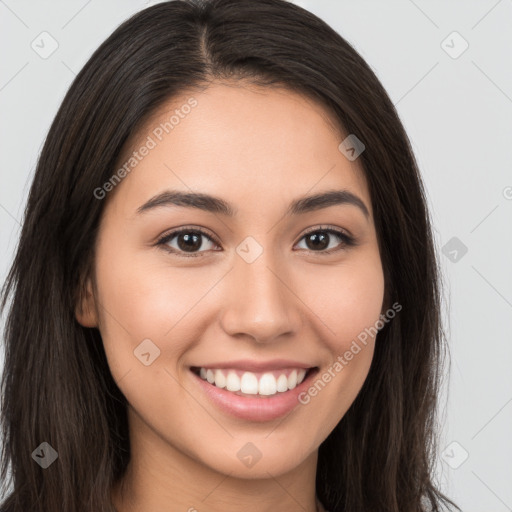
[76,81,385,512]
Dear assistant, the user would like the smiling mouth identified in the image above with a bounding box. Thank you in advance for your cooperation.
[190,366,318,398]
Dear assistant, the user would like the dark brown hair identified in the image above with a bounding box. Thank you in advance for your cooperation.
[0,0,460,510]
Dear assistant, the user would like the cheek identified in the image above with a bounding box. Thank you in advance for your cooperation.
[93,238,227,379]
[300,254,385,352]
[293,255,384,435]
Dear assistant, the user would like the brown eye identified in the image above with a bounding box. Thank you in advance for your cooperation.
[296,227,355,254]
[157,228,219,257]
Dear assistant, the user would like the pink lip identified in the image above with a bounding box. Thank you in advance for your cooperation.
[190,366,319,422]
[192,359,313,373]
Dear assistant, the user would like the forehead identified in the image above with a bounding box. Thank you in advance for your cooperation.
[110,82,372,219]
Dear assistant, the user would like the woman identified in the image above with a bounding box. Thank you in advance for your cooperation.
[0,0,461,510]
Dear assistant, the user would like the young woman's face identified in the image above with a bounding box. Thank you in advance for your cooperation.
[79,82,385,480]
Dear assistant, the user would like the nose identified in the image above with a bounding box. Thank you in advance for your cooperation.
[219,248,302,344]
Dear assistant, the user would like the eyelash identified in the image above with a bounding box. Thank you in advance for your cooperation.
[155,225,357,258]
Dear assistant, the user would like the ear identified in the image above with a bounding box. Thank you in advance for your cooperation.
[75,276,98,328]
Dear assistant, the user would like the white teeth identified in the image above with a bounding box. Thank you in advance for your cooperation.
[226,371,241,392]
[214,369,226,389]
[259,373,277,395]
[240,372,259,394]
[288,369,298,390]
[276,374,288,392]
[197,367,310,396]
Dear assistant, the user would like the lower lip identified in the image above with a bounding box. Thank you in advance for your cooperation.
[191,368,318,422]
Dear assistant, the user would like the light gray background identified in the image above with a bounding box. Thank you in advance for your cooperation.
[1,1,511,511]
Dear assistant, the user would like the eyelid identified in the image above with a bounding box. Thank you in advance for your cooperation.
[155,224,356,257]
[155,226,221,258]
[300,224,353,239]
[294,224,357,255]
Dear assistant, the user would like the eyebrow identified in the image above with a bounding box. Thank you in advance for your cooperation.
[136,189,370,220]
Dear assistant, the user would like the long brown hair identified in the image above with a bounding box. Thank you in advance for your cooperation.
[0,1,460,510]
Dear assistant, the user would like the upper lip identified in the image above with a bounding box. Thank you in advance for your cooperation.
[191,359,316,373]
